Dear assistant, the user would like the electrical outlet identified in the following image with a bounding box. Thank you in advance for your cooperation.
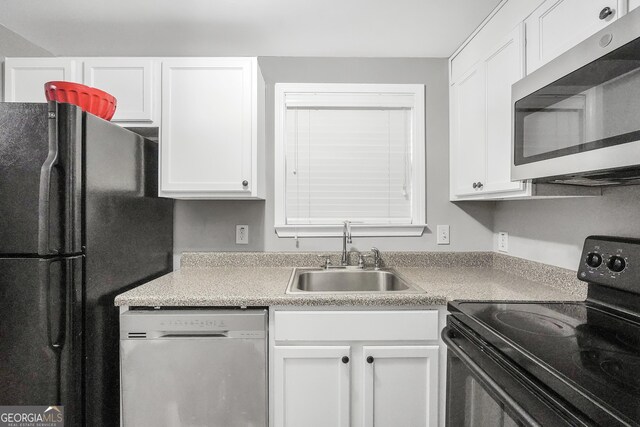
[437,225,450,245]
[498,232,508,252]
[236,225,249,245]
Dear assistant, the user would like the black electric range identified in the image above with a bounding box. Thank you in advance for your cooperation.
[443,236,640,427]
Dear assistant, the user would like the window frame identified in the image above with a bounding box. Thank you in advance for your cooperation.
[274,83,426,238]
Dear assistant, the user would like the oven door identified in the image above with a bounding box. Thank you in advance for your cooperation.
[511,7,640,181]
[443,319,590,427]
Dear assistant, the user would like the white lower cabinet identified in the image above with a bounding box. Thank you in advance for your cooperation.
[273,346,351,427]
[363,346,439,427]
[272,310,440,427]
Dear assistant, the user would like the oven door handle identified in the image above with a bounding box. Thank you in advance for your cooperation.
[442,327,542,427]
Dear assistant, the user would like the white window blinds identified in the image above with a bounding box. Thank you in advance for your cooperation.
[285,107,413,225]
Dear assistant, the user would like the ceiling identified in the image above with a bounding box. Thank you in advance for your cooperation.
[0,0,501,57]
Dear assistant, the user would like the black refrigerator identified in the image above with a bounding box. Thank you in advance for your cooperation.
[0,102,173,426]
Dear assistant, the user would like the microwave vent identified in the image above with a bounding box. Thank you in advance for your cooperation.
[535,166,640,187]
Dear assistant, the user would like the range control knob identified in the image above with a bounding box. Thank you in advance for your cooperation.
[586,252,603,268]
[607,256,626,273]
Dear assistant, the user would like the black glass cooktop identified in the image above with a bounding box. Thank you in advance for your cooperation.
[449,301,640,425]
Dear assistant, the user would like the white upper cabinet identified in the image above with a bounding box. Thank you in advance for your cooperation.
[4,57,158,126]
[525,0,622,73]
[484,26,526,195]
[3,58,79,102]
[451,64,487,197]
[83,58,158,124]
[4,56,266,200]
[160,58,264,199]
[448,0,633,201]
[450,25,529,200]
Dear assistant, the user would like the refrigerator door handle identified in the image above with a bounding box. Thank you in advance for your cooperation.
[38,104,60,255]
[43,258,66,350]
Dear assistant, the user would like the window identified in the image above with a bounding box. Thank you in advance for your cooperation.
[274,84,426,237]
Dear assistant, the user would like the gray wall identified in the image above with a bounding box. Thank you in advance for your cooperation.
[0,24,52,100]
[174,57,496,262]
[5,35,630,271]
[493,186,640,270]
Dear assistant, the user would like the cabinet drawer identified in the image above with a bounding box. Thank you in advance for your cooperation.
[274,310,439,342]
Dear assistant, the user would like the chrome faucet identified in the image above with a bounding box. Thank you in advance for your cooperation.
[341,221,352,266]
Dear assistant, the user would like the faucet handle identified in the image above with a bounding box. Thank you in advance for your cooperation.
[357,253,366,269]
[317,254,333,269]
[358,252,378,269]
[370,247,382,269]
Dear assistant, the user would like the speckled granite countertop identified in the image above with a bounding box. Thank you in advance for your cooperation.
[114,252,587,307]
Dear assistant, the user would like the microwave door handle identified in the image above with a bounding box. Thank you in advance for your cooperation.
[442,328,541,427]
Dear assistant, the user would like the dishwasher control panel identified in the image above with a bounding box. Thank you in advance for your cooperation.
[120,309,267,339]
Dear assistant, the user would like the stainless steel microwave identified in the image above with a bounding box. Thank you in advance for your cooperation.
[512,7,640,186]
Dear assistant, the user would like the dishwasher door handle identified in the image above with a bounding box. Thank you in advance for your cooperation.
[160,332,229,338]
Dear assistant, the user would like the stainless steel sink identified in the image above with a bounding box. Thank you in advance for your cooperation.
[286,268,424,294]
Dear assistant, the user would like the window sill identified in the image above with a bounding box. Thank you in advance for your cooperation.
[275,224,427,238]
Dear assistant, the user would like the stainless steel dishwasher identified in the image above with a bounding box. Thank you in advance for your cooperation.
[120,309,267,427]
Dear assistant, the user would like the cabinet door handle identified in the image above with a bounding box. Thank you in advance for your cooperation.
[242,180,249,187]
[472,182,478,189]
[477,182,483,189]
[599,6,614,20]
[342,356,350,364]
[366,356,374,364]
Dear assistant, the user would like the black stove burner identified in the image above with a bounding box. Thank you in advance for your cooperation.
[575,349,640,395]
[576,322,640,353]
[616,329,640,352]
[493,310,576,337]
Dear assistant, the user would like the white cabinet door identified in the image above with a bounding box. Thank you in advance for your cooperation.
[83,58,156,123]
[273,346,351,427]
[484,25,527,195]
[525,0,621,73]
[161,58,262,199]
[362,345,439,427]
[451,64,486,197]
[630,0,640,11]
[4,58,78,102]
